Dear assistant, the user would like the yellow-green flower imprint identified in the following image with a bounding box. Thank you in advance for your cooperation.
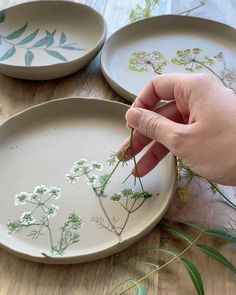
[128,51,168,74]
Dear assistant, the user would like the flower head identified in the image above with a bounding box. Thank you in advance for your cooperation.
[20,211,36,225]
[65,173,79,184]
[45,204,59,218]
[14,192,30,206]
[67,212,82,229]
[6,220,20,235]
[48,187,61,199]
[91,161,103,171]
[87,174,98,186]
[34,185,48,195]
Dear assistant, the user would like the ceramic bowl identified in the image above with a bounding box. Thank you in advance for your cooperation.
[0,1,106,80]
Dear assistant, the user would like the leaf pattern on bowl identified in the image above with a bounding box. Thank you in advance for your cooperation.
[0,12,85,66]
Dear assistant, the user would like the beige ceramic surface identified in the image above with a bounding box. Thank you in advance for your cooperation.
[0,97,176,264]
[101,15,236,102]
[0,1,106,80]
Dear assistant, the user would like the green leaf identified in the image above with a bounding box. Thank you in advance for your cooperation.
[196,243,236,273]
[206,225,236,242]
[59,32,66,45]
[179,258,204,295]
[135,284,147,295]
[18,29,39,45]
[45,49,67,61]
[25,50,34,66]
[0,10,5,23]
[60,45,84,51]
[159,223,192,243]
[46,29,56,47]
[0,46,16,61]
[32,34,48,48]
[5,23,27,40]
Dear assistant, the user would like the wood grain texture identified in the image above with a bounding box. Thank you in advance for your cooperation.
[0,1,236,294]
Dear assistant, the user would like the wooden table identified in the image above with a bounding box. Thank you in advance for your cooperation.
[0,1,236,294]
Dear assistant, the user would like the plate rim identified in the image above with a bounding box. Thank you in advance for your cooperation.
[0,97,177,263]
[101,14,236,102]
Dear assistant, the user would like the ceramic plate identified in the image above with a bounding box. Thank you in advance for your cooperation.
[0,98,176,264]
[101,15,236,102]
[0,1,106,80]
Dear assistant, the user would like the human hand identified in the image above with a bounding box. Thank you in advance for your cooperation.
[117,73,236,185]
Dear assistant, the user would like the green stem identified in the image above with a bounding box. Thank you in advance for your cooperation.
[178,3,204,16]
[118,226,206,294]
[47,223,54,253]
[202,178,236,209]
[193,59,227,86]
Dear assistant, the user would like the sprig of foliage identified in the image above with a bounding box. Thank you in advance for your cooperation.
[130,0,160,23]
[177,158,236,209]
[178,0,207,16]
[0,13,84,65]
[113,221,236,295]
[6,185,82,256]
[129,0,207,22]
[66,129,155,240]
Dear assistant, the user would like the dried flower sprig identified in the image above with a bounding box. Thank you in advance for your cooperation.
[6,185,83,256]
[176,158,236,209]
[129,0,207,22]
[66,129,154,241]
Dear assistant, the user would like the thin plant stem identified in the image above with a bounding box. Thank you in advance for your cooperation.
[119,199,137,236]
[199,177,236,209]
[193,59,226,85]
[118,226,206,294]
[178,3,204,16]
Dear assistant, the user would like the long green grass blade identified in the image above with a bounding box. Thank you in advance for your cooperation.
[159,223,192,243]
[196,243,236,273]
[179,258,204,295]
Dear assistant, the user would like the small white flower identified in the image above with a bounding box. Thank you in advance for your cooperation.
[87,174,98,186]
[45,204,59,218]
[48,187,61,199]
[91,161,103,171]
[14,192,30,206]
[72,164,82,173]
[65,173,79,184]
[34,185,48,195]
[20,211,36,225]
[74,159,87,166]
[82,163,93,173]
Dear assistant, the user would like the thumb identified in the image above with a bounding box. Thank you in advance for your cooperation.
[126,108,187,153]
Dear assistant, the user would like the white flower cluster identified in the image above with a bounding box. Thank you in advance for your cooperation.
[65,159,103,185]
[14,185,61,206]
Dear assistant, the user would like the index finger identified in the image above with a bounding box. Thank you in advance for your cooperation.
[133,73,189,110]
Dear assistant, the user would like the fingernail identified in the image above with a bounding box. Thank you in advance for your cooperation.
[126,108,142,129]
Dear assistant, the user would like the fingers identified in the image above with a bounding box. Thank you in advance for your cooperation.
[116,131,151,160]
[117,101,184,159]
[126,107,189,153]
[133,73,189,109]
[134,142,169,177]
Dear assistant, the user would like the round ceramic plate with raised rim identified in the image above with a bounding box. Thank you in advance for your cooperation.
[0,97,176,264]
[0,1,106,80]
[101,15,236,102]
